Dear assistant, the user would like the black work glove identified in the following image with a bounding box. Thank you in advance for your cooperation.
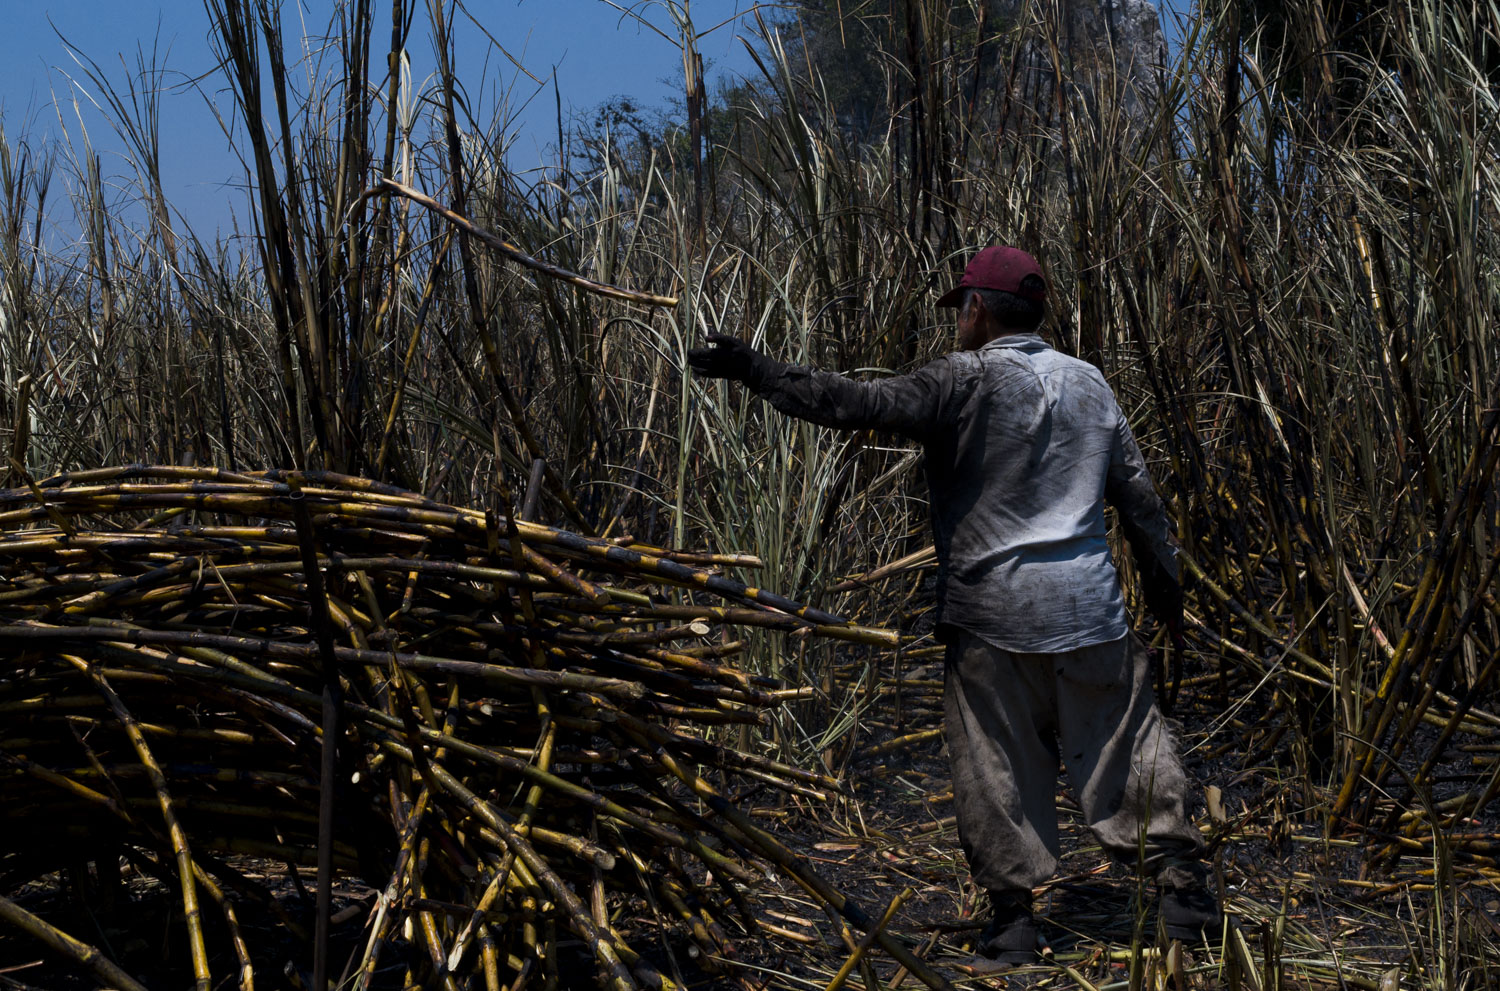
[1140,557,1184,641]
[687,333,770,386]
[1140,556,1186,713]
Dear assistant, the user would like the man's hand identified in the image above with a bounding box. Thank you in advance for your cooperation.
[687,333,766,384]
[1142,565,1186,713]
[1141,564,1184,639]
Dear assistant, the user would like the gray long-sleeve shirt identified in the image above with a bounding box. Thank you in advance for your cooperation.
[751,333,1177,652]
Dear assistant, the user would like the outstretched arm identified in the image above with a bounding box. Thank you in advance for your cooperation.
[687,333,965,439]
[1105,413,1181,630]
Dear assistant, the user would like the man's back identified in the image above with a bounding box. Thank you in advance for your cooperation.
[748,333,1175,652]
[927,335,1134,651]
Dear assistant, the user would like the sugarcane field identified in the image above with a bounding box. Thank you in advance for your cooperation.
[4,0,1500,989]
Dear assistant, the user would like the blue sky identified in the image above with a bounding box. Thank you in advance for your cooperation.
[1,1,1190,243]
[0,1,765,240]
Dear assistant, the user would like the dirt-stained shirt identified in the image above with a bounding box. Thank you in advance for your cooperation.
[750,333,1177,652]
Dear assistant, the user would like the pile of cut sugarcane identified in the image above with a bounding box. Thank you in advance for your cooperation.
[0,466,940,991]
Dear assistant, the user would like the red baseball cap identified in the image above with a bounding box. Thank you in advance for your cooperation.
[936,246,1046,307]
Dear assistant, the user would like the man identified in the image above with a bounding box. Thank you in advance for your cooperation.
[688,246,1221,970]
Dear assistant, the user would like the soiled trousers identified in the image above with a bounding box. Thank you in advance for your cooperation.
[943,629,1204,893]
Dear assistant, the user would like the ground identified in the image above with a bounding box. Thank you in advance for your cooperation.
[5,670,1500,991]
[711,661,1500,991]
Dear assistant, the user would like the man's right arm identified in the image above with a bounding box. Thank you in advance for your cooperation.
[688,333,967,439]
[1105,411,1182,630]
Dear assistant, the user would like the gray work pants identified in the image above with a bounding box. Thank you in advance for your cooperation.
[943,629,1204,894]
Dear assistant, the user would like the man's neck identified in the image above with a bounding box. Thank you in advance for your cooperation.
[982,327,1041,346]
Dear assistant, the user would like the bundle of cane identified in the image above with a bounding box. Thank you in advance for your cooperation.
[0,466,944,991]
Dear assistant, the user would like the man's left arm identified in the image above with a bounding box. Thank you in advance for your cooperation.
[688,333,965,439]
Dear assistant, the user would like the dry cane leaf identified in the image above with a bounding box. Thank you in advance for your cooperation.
[1206,784,1227,825]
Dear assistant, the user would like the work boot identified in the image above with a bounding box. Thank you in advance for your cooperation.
[970,890,1040,971]
[1156,862,1222,944]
